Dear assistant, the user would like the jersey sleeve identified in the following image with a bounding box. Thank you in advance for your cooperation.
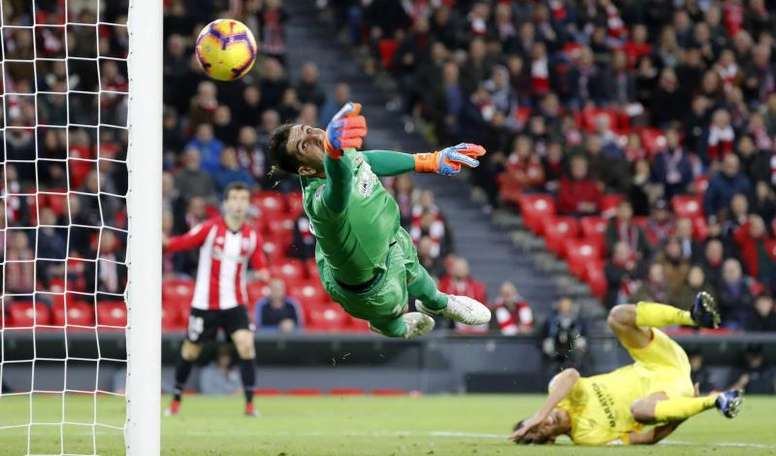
[362,150,416,176]
[165,220,214,253]
[322,153,353,213]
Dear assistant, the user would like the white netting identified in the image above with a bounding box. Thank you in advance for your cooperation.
[0,0,132,454]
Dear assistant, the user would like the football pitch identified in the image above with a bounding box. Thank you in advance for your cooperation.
[1,394,775,455]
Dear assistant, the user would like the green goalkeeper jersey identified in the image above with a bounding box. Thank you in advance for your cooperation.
[302,151,401,285]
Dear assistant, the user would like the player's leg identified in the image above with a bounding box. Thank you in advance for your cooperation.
[630,390,743,424]
[369,312,435,339]
[169,309,215,415]
[226,306,258,416]
[172,340,203,404]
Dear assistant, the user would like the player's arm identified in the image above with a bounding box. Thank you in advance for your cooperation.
[322,102,366,213]
[510,368,580,442]
[164,220,213,253]
[627,421,683,445]
[362,143,486,177]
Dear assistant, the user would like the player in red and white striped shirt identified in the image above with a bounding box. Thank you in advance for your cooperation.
[164,182,269,417]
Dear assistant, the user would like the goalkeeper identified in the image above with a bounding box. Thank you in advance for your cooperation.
[268,102,491,338]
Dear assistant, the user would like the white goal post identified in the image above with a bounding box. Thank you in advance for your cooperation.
[125,0,162,455]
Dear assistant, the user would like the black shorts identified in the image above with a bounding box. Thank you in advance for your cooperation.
[186,305,252,344]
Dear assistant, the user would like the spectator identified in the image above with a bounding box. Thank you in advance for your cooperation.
[5,232,34,294]
[319,82,351,126]
[717,258,755,329]
[259,0,288,63]
[688,351,715,394]
[604,242,642,309]
[628,158,653,217]
[632,263,670,304]
[416,236,444,279]
[658,238,691,299]
[704,153,752,219]
[644,198,675,248]
[212,147,256,196]
[174,148,216,204]
[744,295,776,332]
[673,266,716,312]
[502,135,545,193]
[393,174,415,228]
[255,279,303,332]
[259,58,289,108]
[651,128,693,200]
[199,345,242,395]
[753,181,776,225]
[186,123,224,173]
[728,344,775,394]
[557,155,602,216]
[675,218,703,263]
[493,281,534,335]
[289,214,315,260]
[701,239,726,290]
[541,297,587,373]
[295,62,325,108]
[733,215,774,283]
[605,200,649,259]
[438,257,487,331]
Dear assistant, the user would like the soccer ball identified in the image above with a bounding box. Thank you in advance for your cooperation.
[195,19,258,81]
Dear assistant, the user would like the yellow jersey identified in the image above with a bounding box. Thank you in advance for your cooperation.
[556,364,652,445]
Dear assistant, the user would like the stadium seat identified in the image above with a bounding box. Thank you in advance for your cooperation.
[162,278,195,311]
[161,304,185,331]
[289,282,327,308]
[639,128,666,157]
[693,175,710,194]
[579,216,607,253]
[246,281,269,306]
[306,258,321,281]
[565,239,603,278]
[692,217,708,241]
[377,38,398,69]
[518,194,556,235]
[269,259,307,284]
[306,305,349,332]
[584,262,607,298]
[253,191,287,217]
[262,236,290,260]
[96,301,127,327]
[51,300,95,327]
[599,194,624,219]
[543,216,579,258]
[347,317,371,333]
[286,192,304,218]
[6,301,51,327]
[329,388,364,396]
[672,195,703,219]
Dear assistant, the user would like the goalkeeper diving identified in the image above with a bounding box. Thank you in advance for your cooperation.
[268,102,491,338]
[510,292,743,446]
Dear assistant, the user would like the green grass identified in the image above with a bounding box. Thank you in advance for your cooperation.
[1,394,775,455]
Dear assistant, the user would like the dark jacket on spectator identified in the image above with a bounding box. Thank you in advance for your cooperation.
[704,172,752,218]
[651,148,693,199]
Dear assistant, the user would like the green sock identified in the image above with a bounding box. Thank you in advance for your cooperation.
[370,317,407,338]
[407,266,448,311]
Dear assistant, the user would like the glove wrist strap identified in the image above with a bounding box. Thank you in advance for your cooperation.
[414,152,439,173]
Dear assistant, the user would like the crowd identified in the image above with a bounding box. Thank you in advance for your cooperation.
[341,0,776,333]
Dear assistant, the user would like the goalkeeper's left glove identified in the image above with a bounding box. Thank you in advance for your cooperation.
[414,143,486,176]
[324,102,367,159]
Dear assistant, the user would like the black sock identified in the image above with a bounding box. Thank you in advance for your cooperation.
[174,357,194,402]
[239,358,256,404]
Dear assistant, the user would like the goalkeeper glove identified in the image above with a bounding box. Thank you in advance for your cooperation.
[414,143,486,176]
[324,102,367,159]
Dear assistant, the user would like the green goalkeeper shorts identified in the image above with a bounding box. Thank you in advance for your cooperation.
[318,227,421,324]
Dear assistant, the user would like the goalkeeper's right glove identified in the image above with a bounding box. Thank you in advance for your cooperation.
[324,102,367,159]
[414,143,486,176]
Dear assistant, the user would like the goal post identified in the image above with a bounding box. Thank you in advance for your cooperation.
[125,0,162,455]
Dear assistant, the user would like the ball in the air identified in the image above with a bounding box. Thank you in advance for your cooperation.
[195,19,257,81]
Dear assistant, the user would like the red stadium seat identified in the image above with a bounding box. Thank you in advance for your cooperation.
[565,239,603,278]
[347,317,371,333]
[262,236,290,260]
[96,301,127,327]
[600,194,624,219]
[6,301,51,327]
[518,194,556,235]
[639,128,666,157]
[306,258,321,281]
[51,300,94,327]
[289,283,327,308]
[162,278,195,311]
[377,38,398,69]
[269,259,306,283]
[543,216,579,258]
[286,192,304,218]
[162,304,185,331]
[329,388,364,396]
[585,262,607,298]
[672,195,703,219]
[579,216,606,240]
[692,217,708,241]
[694,175,709,194]
[306,305,349,332]
[253,191,287,217]
[246,281,269,306]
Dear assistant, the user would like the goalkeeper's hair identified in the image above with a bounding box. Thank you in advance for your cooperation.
[268,123,299,176]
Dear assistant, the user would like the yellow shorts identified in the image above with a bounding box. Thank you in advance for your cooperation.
[626,329,694,398]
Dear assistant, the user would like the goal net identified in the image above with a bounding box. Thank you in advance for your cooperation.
[0,0,160,454]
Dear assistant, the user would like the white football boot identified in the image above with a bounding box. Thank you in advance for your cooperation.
[415,295,491,326]
[369,312,435,339]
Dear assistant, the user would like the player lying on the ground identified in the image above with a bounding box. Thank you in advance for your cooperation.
[163,182,268,416]
[510,292,743,445]
[268,102,491,338]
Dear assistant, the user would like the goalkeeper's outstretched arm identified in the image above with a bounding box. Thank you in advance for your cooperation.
[363,143,487,177]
